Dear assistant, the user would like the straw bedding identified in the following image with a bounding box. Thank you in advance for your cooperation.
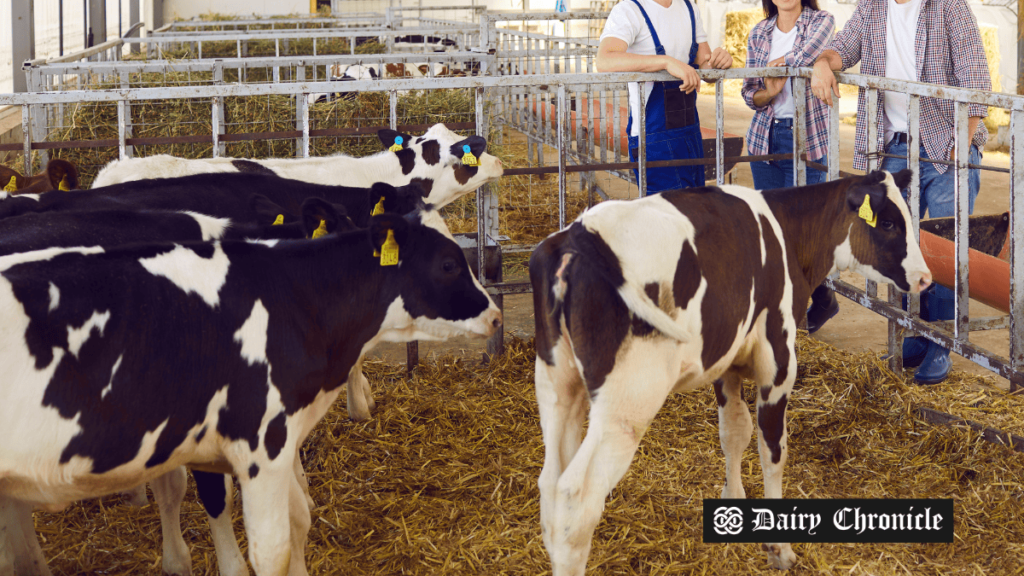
[33,334,1024,575]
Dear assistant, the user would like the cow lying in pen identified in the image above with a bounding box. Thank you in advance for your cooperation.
[90,124,503,209]
[529,170,931,574]
[0,212,502,576]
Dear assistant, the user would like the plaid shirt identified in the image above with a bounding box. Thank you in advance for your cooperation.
[827,0,991,173]
[743,8,835,162]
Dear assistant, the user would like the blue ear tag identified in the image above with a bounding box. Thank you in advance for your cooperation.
[389,136,404,153]
[461,144,480,167]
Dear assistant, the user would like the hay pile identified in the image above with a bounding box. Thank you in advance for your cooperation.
[34,334,1024,575]
[980,24,1008,132]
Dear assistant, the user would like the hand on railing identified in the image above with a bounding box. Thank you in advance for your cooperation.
[811,58,841,107]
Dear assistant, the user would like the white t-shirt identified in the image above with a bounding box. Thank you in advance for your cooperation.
[599,0,708,136]
[769,24,799,119]
[883,0,922,143]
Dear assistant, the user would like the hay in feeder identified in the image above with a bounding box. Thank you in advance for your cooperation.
[31,334,1024,575]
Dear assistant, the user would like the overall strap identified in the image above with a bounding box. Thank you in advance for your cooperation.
[629,0,699,65]
[629,0,666,56]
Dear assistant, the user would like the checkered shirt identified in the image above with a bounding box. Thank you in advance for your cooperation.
[742,8,835,162]
[827,0,991,173]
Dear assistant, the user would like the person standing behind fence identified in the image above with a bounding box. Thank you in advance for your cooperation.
[742,0,837,335]
[596,0,733,195]
[810,0,991,384]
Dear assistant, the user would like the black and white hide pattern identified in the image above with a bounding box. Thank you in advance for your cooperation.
[89,124,504,209]
[0,172,420,229]
[0,214,502,576]
[528,170,931,575]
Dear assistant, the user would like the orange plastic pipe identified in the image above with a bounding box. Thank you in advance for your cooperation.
[919,229,1010,313]
[528,96,729,154]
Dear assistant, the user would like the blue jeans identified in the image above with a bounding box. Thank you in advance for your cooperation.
[880,139,981,219]
[749,120,829,190]
[882,137,982,346]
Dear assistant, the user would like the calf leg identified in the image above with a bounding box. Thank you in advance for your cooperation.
[194,472,247,576]
[122,484,149,507]
[541,346,674,576]
[345,361,374,421]
[534,337,588,557]
[0,496,51,576]
[752,315,797,570]
[238,452,306,576]
[716,371,752,499]
[293,452,315,512]
[150,467,192,576]
[286,471,311,576]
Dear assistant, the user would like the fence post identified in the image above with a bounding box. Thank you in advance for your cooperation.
[1010,109,1024,391]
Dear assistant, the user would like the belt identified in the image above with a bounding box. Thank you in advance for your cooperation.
[891,132,909,145]
[772,118,794,128]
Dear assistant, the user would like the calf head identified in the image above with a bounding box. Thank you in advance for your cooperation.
[0,159,79,196]
[377,123,504,209]
[839,169,932,293]
[368,214,501,341]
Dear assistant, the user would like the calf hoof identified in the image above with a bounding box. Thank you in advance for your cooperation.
[761,543,796,570]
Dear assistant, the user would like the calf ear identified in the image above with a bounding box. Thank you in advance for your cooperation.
[845,181,886,219]
[891,169,913,191]
[368,214,410,256]
[301,198,351,237]
[370,182,399,214]
[0,165,24,192]
[378,129,414,151]
[450,135,487,161]
[249,194,291,224]
[46,159,79,191]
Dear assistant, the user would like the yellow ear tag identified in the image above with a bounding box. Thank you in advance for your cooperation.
[379,229,399,266]
[311,219,329,239]
[461,144,479,167]
[272,214,285,225]
[58,175,70,192]
[3,176,17,192]
[858,195,877,228]
[371,197,386,216]
[388,136,404,153]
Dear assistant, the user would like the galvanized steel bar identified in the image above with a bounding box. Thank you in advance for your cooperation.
[865,87,880,297]
[908,95,922,318]
[211,97,222,158]
[953,102,971,342]
[117,100,128,160]
[793,76,807,186]
[715,79,724,186]
[638,83,646,197]
[558,84,568,231]
[21,105,31,175]
[827,96,839,180]
[1011,108,1024,391]
[389,90,398,130]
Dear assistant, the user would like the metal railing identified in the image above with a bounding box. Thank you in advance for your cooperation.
[2,62,1021,445]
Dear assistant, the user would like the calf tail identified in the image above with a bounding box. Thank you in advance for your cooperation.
[616,283,692,343]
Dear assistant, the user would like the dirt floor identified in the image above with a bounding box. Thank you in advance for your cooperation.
[369,94,1013,391]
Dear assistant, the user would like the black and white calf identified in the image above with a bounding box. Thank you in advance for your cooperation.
[90,124,504,209]
[0,172,421,228]
[0,213,502,576]
[529,170,931,574]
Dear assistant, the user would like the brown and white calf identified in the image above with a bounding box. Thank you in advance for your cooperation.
[528,170,930,574]
[0,160,79,196]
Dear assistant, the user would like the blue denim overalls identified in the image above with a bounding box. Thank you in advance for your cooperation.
[626,0,706,195]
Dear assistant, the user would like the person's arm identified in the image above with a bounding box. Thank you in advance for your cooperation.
[596,36,701,93]
[944,0,991,154]
[810,2,867,106]
[785,11,835,68]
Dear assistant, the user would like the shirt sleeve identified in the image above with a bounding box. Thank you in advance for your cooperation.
[785,11,836,68]
[827,0,867,70]
[600,3,641,46]
[944,0,992,118]
[742,21,769,112]
[692,4,708,44]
